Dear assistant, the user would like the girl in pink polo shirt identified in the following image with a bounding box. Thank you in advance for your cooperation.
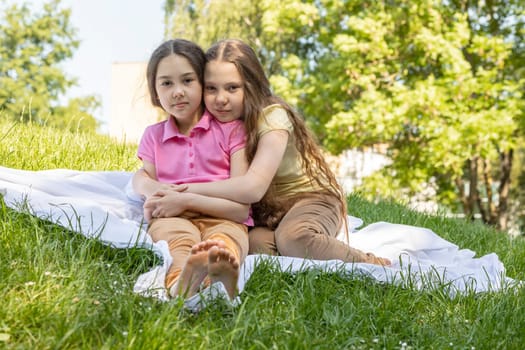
[131,39,251,300]
[174,39,390,266]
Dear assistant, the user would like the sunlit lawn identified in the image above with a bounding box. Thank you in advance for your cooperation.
[1,120,524,349]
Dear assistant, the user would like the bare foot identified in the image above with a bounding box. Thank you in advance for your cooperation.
[171,240,225,298]
[365,252,391,266]
[208,246,239,300]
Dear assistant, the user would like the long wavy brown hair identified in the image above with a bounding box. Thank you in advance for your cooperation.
[206,39,347,232]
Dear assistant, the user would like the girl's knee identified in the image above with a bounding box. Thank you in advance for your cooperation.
[275,225,319,257]
[248,228,277,255]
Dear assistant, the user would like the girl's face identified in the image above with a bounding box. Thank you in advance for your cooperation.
[155,54,202,132]
[204,60,244,123]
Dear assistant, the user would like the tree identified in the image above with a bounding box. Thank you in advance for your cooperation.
[163,0,322,80]
[164,0,525,231]
[312,0,524,230]
[0,0,99,131]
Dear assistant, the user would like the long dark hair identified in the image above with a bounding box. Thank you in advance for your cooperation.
[206,39,347,229]
[146,39,206,108]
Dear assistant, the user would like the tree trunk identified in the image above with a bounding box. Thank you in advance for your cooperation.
[468,156,481,221]
[455,176,470,216]
[481,157,498,225]
[497,149,513,230]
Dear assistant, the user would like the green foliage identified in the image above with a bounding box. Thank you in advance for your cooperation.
[164,0,321,78]
[164,0,525,231]
[0,0,100,131]
[50,95,101,132]
[310,1,524,230]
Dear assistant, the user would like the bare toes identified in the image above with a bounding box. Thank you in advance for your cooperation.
[191,240,222,254]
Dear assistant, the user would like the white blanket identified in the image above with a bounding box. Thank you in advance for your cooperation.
[1,166,521,309]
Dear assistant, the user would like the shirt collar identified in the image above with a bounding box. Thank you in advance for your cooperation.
[161,110,212,141]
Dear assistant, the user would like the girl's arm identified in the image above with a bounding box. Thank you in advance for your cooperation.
[131,161,161,199]
[184,129,289,203]
[132,160,183,221]
[147,148,251,223]
[131,161,185,199]
[146,191,249,223]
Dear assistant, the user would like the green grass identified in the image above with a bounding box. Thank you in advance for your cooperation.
[1,120,524,349]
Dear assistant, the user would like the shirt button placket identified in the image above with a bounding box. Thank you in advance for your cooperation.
[188,135,195,175]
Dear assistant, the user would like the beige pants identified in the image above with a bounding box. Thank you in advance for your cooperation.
[148,216,249,289]
[249,192,369,262]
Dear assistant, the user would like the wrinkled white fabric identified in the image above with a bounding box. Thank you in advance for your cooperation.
[1,166,521,308]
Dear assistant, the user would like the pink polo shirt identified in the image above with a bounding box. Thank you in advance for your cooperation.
[137,110,252,225]
[138,110,245,184]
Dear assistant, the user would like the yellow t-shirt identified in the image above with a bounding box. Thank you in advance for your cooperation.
[258,104,323,197]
